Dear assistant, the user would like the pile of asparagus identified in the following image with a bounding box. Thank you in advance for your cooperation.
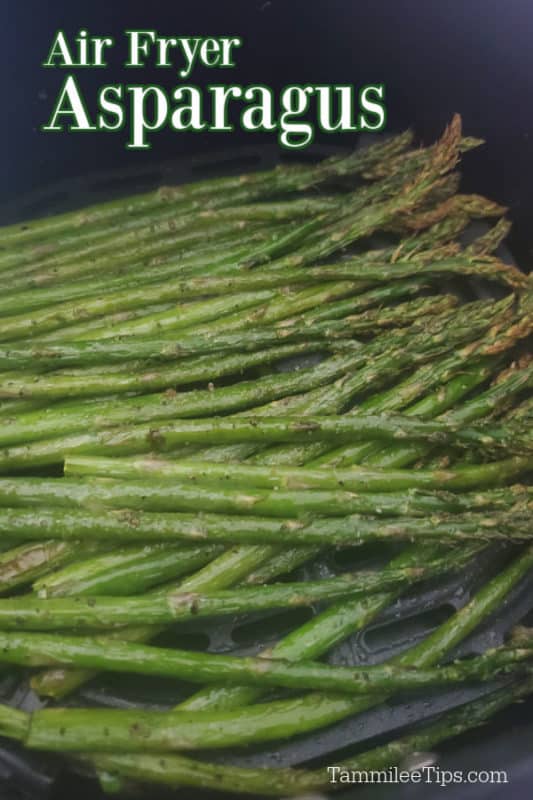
[0,114,532,796]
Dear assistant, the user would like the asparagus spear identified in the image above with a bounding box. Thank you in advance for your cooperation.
[0,287,279,344]
[151,361,533,712]
[5,215,281,285]
[0,541,92,594]
[0,295,432,371]
[0,503,530,546]
[0,565,433,630]
[0,631,529,694]
[178,369,532,709]
[0,351,360,445]
[0,341,333,400]
[35,273,425,344]
[318,354,533,470]
[52,453,533,494]
[0,414,530,473]
[33,544,223,598]
[12,122,460,343]
[29,353,520,696]
[4,474,532,519]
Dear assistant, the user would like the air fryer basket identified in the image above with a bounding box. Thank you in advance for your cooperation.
[0,140,532,800]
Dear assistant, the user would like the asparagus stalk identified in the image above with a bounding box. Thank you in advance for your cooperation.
[126,353,533,713]
[4,473,532,519]
[367,359,533,470]
[0,295,457,380]
[36,273,425,344]
[0,414,530,473]
[8,234,267,296]
[29,357,520,696]
[53,453,533,494]
[0,541,91,594]
[33,544,223,598]
[0,341,333,400]
[0,503,531,547]
[0,287,279,344]
[0,631,529,694]
[0,351,359,446]
[318,354,533,470]
[29,298,482,695]
[4,216,282,289]
[1,135,422,293]
[26,328,429,694]
[0,565,432,630]
[224,361,533,709]
[14,123,462,343]
[14,293,512,444]
[0,294,454,396]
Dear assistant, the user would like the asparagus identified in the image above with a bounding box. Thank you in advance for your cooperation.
[0,414,530,473]
[0,301,492,449]
[367,359,533,470]
[29,295,482,695]
[21,291,514,439]
[4,216,281,290]
[219,361,532,710]
[0,341,331,400]
[0,129,414,249]
[23,545,533,755]
[0,503,530,546]
[0,351,359,446]
[0,294,454,397]
[318,353,533,470]
[147,358,533,712]
[36,272,427,344]
[0,117,524,788]
[88,678,533,796]
[10,472,526,520]
[0,287,279,344]
[1,135,422,294]
[29,358,520,697]
[0,291,454,370]
[29,327,429,694]
[0,252,522,340]
[0,631,529,694]
[8,235,266,296]
[465,217,512,256]
[58,453,533,494]
[0,565,432,630]
[0,197,341,276]
[0,541,90,594]
[13,123,462,344]
[33,544,223,598]
[178,367,527,710]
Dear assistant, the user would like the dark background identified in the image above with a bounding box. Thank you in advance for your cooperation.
[1,0,533,265]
